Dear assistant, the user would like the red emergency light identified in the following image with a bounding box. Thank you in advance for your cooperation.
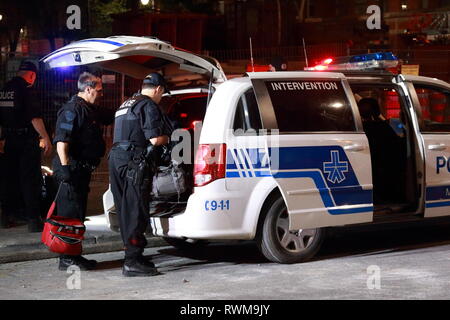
[305,52,399,72]
[246,64,272,72]
[307,58,333,71]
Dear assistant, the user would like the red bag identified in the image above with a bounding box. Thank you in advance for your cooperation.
[41,184,86,255]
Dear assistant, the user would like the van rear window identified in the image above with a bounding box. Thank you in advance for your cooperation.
[265,80,355,133]
[163,95,208,129]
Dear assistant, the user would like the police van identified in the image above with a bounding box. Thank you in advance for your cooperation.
[43,37,450,263]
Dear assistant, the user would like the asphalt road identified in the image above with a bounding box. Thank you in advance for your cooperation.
[1,219,450,300]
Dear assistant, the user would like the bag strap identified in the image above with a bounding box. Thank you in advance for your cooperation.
[46,182,64,220]
[170,163,182,202]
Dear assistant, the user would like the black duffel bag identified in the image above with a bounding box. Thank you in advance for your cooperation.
[151,159,187,201]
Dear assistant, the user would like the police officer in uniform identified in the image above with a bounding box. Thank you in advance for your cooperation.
[109,73,170,277]
[0,61,52,231]
[53,72,106,270]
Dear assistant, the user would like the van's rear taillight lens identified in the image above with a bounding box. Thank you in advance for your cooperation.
[194,144,226,187]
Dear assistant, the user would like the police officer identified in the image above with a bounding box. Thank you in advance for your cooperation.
[109,73,170,277]
[0,60,52,232]
[53,72,106,271]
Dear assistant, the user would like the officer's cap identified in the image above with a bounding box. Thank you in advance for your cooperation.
[18,60,38,73]
[142,73,169,94]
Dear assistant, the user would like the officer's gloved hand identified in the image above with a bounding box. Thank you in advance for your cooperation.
[59,165,72,183]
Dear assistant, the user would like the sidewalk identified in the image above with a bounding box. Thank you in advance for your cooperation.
[0,157,166,264]
[0,215,167,264]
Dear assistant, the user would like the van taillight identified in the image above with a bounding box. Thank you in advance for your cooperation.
[194,144,226,187]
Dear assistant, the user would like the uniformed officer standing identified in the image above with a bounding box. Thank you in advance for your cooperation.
[109,73,170,277]
[0,61,52,232]
[53,72,106,270]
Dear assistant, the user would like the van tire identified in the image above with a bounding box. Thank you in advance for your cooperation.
[257,197,325,264]
[163,237,208,251]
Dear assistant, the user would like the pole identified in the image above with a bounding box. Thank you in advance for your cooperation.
[249,37,254,72]
[302,37,309,68]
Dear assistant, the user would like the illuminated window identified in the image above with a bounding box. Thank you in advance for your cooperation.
[414,85,450,132]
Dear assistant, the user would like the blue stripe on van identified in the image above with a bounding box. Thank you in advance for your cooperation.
[425,201,450,208]
[225,146,372,215]
[426,186,450,201]
[239,149,253,177]
[425,186,450,208]
[78,39,124,47]
[329,205,373,215]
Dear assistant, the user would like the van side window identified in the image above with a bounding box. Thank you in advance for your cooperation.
[351,85,407,138]
[414,85,450,132]
[233,88,262,135]
[265,80,355,133]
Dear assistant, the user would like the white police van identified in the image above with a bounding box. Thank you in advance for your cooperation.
[43,37,450,263]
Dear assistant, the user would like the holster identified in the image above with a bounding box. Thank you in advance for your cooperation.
[127,157,150,187]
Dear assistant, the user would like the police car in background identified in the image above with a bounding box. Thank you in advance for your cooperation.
[43,37,450,263]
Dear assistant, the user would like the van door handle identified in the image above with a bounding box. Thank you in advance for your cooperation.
[344,144,365,152]
[428,144,446,151]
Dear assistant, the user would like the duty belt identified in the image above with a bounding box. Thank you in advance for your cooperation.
[73,160,97,172]
[112,142,145,152]
[3,127,30,135]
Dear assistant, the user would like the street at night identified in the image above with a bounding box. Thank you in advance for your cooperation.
[2,0,450,305]
[2,221,450,300]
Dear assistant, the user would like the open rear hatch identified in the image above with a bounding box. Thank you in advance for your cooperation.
[42,36,223,219]
[41,36,226,89]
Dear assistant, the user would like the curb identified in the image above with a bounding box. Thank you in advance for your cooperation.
[0,235,168,264]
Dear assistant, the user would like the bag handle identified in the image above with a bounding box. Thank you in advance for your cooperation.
[170,163,182,202]
[45,182,65,220]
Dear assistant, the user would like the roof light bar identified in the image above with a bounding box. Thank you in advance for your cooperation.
[305,52,399,72]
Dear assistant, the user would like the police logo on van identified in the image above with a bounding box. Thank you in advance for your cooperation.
[436,156,450,174]
[323,150,348,184]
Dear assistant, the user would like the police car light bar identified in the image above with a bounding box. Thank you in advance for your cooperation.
[305,52,399,72]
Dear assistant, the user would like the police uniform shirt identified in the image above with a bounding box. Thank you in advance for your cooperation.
[0,77,42,130]
[54,95,105,161]
[113,94,164,146]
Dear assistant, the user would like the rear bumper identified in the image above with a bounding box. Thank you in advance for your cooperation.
[150,180,254,240]
[103,179,264,240]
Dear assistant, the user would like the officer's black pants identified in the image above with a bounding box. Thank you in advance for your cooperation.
[52,157,92,222]
[108,148,151,260]
[2,135,41,221]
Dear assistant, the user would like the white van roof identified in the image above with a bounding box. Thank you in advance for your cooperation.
[41,36,226,88]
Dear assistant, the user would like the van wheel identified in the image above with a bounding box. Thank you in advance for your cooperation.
[163,237,208,251]
[257,197,325,264]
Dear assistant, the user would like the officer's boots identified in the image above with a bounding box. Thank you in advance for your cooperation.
[59,255,98,271]
[122,255,160,277]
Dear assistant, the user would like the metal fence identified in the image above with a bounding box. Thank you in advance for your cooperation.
[206,45,450,83]
[0,53,138,144]
[1,46,450,137]
[205,43,349,65]
[0,53,137,181]
[349,49,450,83]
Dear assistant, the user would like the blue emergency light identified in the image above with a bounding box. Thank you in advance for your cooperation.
[306,52,399,72]
[349,52,397,63]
